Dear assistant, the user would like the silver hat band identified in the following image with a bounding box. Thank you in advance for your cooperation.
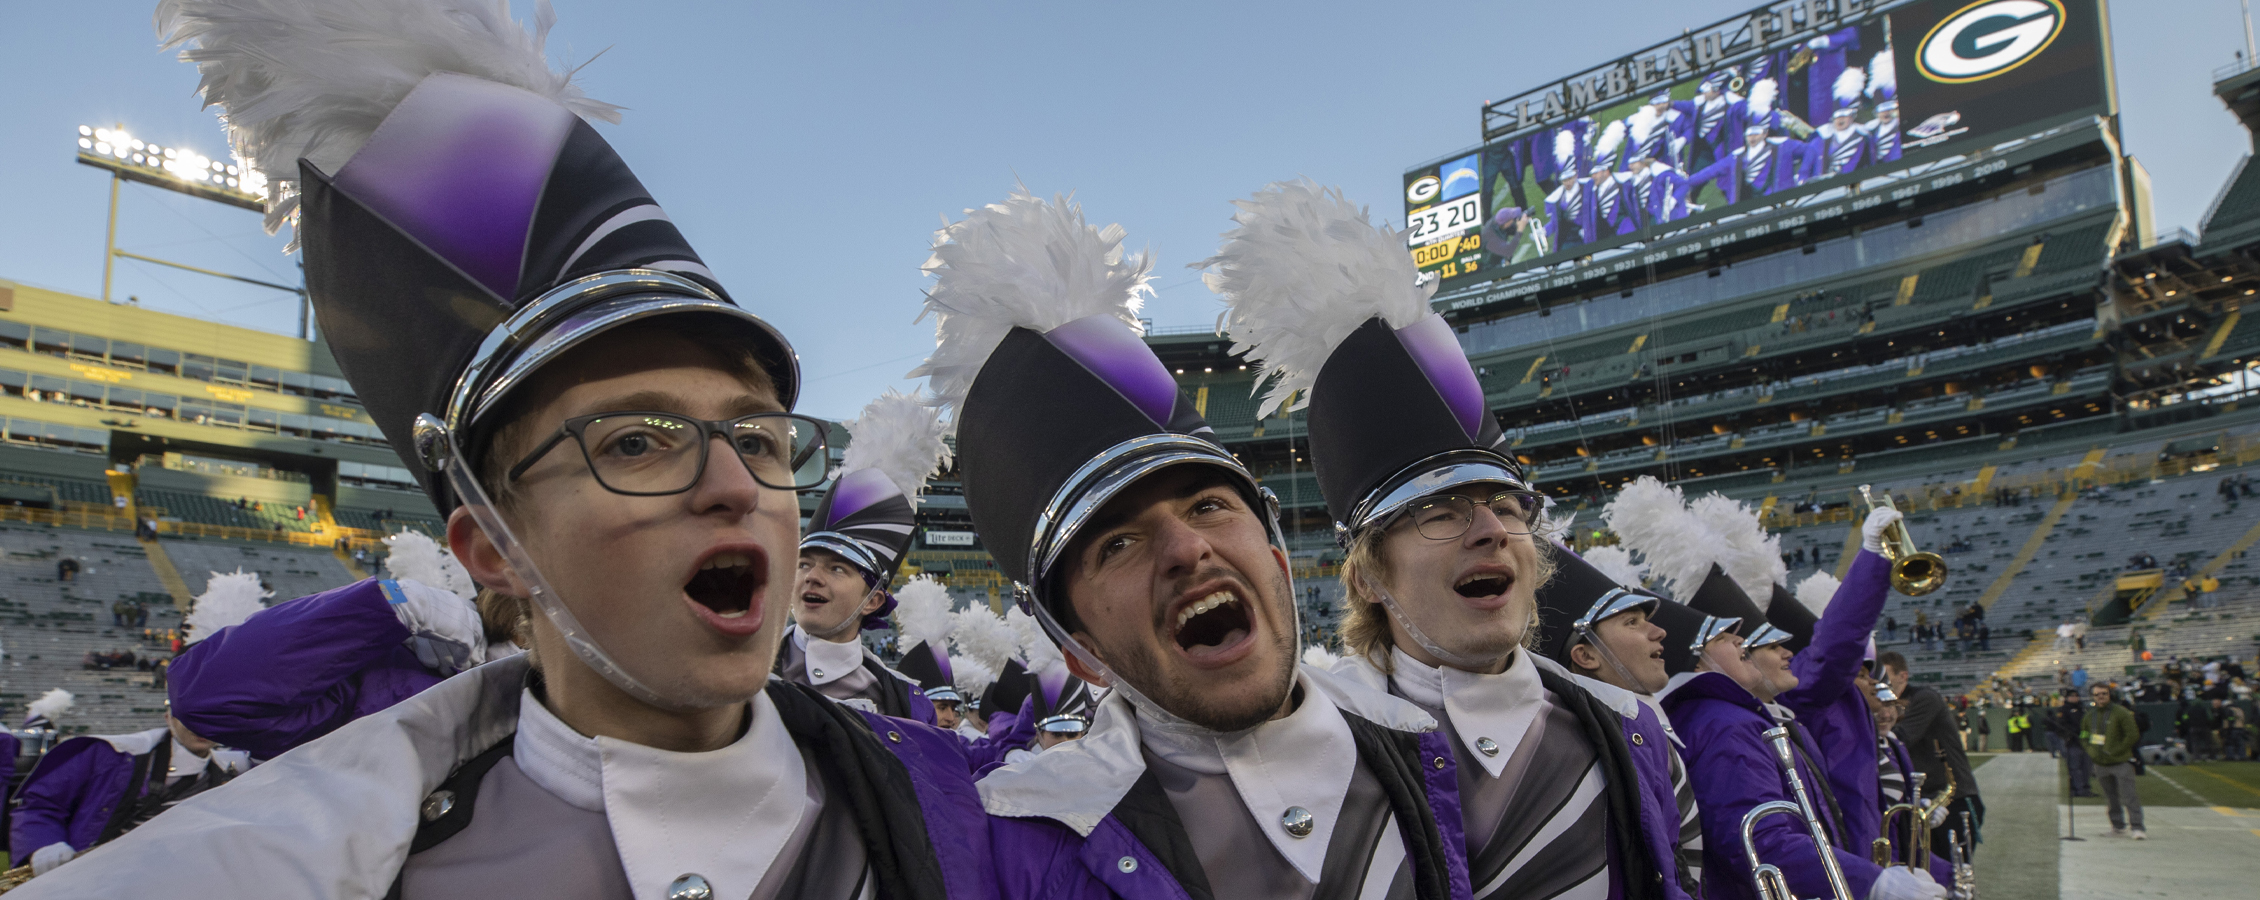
[924,686,964,704]
[1343,450,1531,538]
[1744,622,1793,649]
[1574,588,1659,634]
[1037,713,1090,734]
[800,532,883,580]
[427,269,799,470]
[1692,614,1742,655]
[1028,434,1275,589]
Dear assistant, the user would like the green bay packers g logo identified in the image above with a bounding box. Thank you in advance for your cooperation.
[1917,0,2065,83]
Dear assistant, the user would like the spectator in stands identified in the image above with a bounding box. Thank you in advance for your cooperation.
[1881,650,1986,860]
[54,558,77,582]
[1978,622,1990,651]
[2219,476,2238,507]
[2084,682,2144,838]
[1885,614,1899,642]
[2071,665,2089,692]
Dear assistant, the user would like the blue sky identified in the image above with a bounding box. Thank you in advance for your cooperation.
[1,1,2250,420]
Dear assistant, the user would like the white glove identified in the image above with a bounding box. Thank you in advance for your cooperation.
[1862,507,1904,554]
[387,579,486,674]
[1868,864,1949,900]
[1926,801,1952,829]
[29,841,75,876]
[1809,36,1833,50]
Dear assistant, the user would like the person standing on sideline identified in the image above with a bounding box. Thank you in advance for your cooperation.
[2054,695,2093,797]
[2084,683,2143,839]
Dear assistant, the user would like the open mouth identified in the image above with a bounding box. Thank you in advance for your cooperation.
[799,592,829,608]
[1453,572,1513,599]
[688,550,763,618]
[1172,590,1252,652]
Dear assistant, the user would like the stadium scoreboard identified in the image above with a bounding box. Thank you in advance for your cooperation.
[1403,0,2115,296]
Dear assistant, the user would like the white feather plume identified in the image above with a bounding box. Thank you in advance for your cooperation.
[1795,570,1842,615]
[1008,605,1063,670]
[949,605,1021,671]
[949,654,998,698]
[26,688,73,723]
[1301,644,1341,669]
[891,575,955,650]
[1867,48,1897,98]
[1748,78,1779,118]
[1553,129,1580,171]
[1601,476,1712,600]
[910,187,1153,419]
[1627,106,1660,155]
[1592,120,1626,168]
[1200,179,1439,418]
[1833,66,1868,108]
[1583,544,1649,588]
[383,530,475,600]
[1687,492,1786,606]
[1537,507,1575,545]
[184,568,273,643]
[840,388,952,506]
[155,0,622,242]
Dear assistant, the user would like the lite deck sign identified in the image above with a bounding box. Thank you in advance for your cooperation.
[1916,0,2065,83]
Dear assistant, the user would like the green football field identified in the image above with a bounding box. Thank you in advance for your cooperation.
[2013,752,2260,808]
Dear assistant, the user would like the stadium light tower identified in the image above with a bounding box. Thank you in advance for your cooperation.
[73,123,311,337]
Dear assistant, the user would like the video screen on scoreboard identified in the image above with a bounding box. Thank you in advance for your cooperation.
[1404,0,2111,289]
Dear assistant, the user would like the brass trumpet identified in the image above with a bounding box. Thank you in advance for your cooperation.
[1914,758,1960,871]
[1859,485,1946,596]
[1742,727,1855,900]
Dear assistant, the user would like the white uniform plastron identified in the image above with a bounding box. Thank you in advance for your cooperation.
[1385,648,1545,780]
[515,689,813,900]
[794,624,871,688]
[1136,671,1360,884]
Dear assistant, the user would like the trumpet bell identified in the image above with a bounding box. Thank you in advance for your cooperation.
[1891,551,1947,596]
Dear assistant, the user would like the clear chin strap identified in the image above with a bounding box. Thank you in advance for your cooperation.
[422,416,689,711]
[1574,622,1661,695]
[1360,574,1508,672]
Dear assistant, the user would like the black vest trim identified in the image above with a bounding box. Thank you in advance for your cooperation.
[1535,667,1666,900]
[1341,713,1456,900]
[96,739,165,845]
[409,735,517,854]
[862,656,916,720]
[1108,769,1217,900]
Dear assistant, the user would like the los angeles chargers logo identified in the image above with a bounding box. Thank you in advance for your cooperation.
[1917,0,2066,84]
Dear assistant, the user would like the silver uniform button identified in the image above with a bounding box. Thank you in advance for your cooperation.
[1631,732,1646,746]
[419,790,455,822]
[812,667,825,679]
[1281,806,1316,837]
[1117,856,1139,873]
[1474,737,1500,757]
[667,874,713,900]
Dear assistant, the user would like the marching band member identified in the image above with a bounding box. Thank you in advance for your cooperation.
[923,186,1467,899]
[16,2,992,896]
[1208,179,1681,900]
[786,389,953,723]
[7,712,249,876]
[165,535,489,760]
[1530,546,1704,897]
[1619,483,1944,900]
[895,576,1039,765]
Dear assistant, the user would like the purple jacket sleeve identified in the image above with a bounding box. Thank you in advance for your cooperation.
[167,579,438,760]
[961,696,1039,772]
[8,742,128,864]
[1783,550,1891,712]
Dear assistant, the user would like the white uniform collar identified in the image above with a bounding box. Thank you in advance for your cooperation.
[513,688,813,900]
[976,663,1434,848]
[93,727,170,757]
[1388,647,1544,779]
[791,622,867,687]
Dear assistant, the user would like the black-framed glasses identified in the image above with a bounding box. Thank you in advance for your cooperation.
[506,410,832,495]
[1397,490,1544,541]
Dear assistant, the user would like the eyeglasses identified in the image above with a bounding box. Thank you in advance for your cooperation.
[1396,490,1544,541]
[506,411,832,495]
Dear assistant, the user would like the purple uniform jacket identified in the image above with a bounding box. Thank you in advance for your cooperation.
[985,727,1473,900]
[1663,672,1891,900]
[841,705,999,900]
[168,579,443,760]
[1618,697,1698,900]
[8,734,148,864]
